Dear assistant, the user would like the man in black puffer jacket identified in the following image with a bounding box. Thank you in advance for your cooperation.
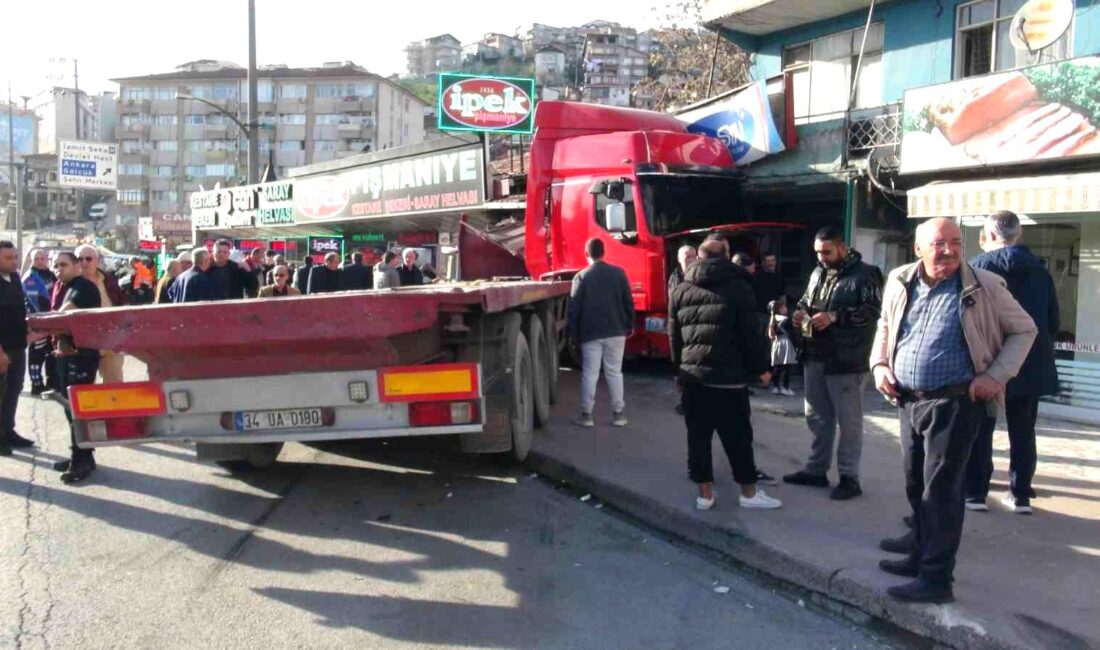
[669,239,781,510]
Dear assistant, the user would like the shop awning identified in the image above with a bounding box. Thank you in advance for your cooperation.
[907,172,1100,219]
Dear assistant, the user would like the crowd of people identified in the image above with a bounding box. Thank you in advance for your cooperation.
[567,209,1057,605]
[0,239,442,482]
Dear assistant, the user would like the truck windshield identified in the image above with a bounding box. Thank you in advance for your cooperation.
[638,174,747,235]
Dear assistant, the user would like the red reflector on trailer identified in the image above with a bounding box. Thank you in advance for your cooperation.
[408,401,479,427]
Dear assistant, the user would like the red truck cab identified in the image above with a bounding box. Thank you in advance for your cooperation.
[524,101,749,357]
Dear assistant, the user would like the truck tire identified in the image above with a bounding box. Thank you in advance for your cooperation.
[526,314,552,428]
[510,332,535,462]
[214,442,283,472]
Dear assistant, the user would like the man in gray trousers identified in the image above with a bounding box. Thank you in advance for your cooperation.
[785,226,883,500]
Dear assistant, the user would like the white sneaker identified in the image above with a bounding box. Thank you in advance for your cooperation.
[739,489,782,509]
[780,388,796,397]
[696,495,715,510]
[770,386,780,395]
[1001,492,1033,514]
[965,497,988,512]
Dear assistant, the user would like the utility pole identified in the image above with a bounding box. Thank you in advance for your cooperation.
[7,81,20,249]
[72,58,84,227]
[246,0,259,184]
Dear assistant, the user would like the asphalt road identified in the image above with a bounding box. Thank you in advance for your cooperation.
[0,382,894,649]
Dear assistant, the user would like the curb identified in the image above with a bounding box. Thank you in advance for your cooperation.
[527,449,1026,650]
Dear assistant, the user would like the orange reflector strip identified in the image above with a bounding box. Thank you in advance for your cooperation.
[70,382,166,419]
[378,363,480,403]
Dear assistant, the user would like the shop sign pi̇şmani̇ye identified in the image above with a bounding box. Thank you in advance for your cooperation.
[292,144,484,223]
[437,73,535,134]
[900,55,1100,174]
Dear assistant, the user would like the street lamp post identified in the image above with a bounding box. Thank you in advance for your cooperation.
[247,0,260,185]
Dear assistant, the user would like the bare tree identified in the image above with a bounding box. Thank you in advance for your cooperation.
[637,0,751,112]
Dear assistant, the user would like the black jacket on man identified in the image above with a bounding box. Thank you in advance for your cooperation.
[340,262,372,290]
[397,264,424,286]
[206,261,255,300]
[0,272,27,352]
[796,250,883,375]
[566,260,634,343]
[970,244,1059,398]
[306,266,343,294]
[669,258,770,386]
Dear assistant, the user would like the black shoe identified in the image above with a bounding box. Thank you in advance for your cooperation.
[830,476,862,500]
[879,530,915,554]
[755,470,779,486]
[61,462,95,484]
[0,444,11,457]
[783,471,830,487]
[5,432,35,448]
[30,385,45,396]
[886,579,954,604]
[879,558,919,577]
[53,459,71,472]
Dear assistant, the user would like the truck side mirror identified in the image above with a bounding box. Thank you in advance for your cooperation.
[604,204,627,232]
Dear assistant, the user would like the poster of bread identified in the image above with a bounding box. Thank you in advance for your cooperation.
[900,56,1100,174]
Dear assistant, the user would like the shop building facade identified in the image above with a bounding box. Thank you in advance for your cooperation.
[706,0,1100,422]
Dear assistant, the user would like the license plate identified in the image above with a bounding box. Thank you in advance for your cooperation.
[234,408,327,431]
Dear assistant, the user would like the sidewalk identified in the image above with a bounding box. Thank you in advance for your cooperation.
[530,366,1100,650]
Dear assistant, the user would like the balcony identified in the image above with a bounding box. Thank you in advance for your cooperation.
[151,100,178,115]
[119,123,150,138]
[118,176,149,190]
[150,126,176,140]
[204,123,230,138]
[205,150,229,162]
[274,150,305,167]
[846,103,901,167]
[337,123,367,138]
[119,152,149,165]
[276,124,306,141]
[151,151,178,165]
[275,98,307,113]
[120,98,151,112]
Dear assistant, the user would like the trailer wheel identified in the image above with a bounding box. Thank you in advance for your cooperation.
[526,314,552,427]
[510,332,535,462]
[215,442,283,472]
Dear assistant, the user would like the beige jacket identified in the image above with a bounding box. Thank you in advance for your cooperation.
[870,261,1037,413]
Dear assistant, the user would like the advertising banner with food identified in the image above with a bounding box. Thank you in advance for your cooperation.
[901,55,1100,174]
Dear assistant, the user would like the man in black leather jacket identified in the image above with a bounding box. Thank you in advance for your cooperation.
[784,225,883,501]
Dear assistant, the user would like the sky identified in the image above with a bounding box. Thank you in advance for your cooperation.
[0,0,670,100]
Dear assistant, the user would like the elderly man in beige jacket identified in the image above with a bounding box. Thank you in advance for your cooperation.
[869,217,1035,605]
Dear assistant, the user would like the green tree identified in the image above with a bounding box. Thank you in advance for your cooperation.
[638,0,751,112]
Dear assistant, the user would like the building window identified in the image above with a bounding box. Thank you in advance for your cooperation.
[279,84,307,99]
[120,115,151,127]
[276,140,304,151]
[347,82,374,98]
[259,138,272,153]
[154,166,174,177]
[315,83,344,98]
[153,87,177,100]
[153,190,178,203]
[156,140,178,151]
[955,0,1071,78]
[314,140,338,151]
[188,85,212,99]
[119,163,146,176]
[121,140,146,153]
[205,164,235,177]
[347,139,372,152]
[186,114,207,125]
[154,115,177,126]
[122,87,151,101]
[314,114,342,125]
[258,81,273,102]
[185,165,205,177]
[210,84,238,100]
[119,190,146,204]
[278,114,306,125]
[782,23,884,120]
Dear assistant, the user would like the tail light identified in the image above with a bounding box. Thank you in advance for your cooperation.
[85,418,149,442]
[408,401,479,427]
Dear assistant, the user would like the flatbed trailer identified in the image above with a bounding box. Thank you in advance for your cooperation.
[29,280,569,469]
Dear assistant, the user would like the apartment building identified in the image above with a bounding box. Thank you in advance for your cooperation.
[28,87,103,154]
[405,35,462,76]
[580,31,652,107]
[111,60,427,219]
